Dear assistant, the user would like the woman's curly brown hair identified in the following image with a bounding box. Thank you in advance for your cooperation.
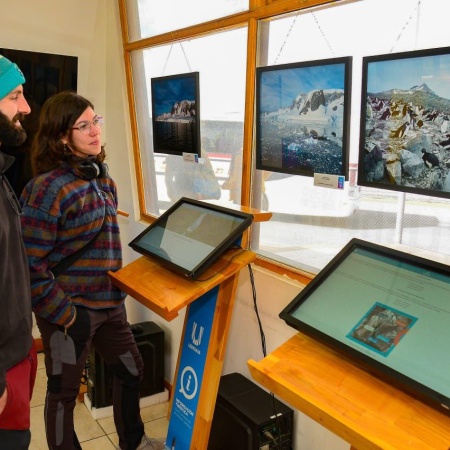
[31,90,106,176]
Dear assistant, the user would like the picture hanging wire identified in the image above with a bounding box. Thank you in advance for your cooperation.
[161,44,173,76]
[180,42,193,72]
[310,12,335,57]
[272,14,298,65]
[389,0,421,53]
[388,0,421,244]
[272,8,336,66]
[161,41,193,76]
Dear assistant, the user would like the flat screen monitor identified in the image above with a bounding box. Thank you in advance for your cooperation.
[279,238,450,416]
[129,197,253,280]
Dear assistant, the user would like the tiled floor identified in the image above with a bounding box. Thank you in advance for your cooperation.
[30,353,170,450]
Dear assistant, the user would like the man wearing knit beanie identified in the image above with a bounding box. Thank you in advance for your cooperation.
[0,54,37,450]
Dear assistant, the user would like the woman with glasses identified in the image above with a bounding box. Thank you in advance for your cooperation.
[19,91,164,450]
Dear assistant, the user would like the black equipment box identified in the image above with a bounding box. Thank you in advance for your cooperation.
[86,321,165,408]
[208,372,294,450]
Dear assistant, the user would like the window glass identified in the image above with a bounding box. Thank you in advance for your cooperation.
[252,0,450,273]
[130,27,247,215]
[127,0,249,41]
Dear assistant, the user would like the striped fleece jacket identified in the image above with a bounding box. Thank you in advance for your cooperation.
[19,163,126,326]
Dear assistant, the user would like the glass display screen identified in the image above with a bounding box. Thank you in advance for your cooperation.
[280,238,450,415]
[129,197,253,280]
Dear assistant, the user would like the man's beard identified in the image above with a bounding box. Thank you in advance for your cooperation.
[0,110,27,146]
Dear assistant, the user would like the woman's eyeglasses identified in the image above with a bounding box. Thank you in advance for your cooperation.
[72,116,104,135]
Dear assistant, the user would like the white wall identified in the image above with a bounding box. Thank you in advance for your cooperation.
[0,0,109,338]
[225,266,349,450]
[1,2,348,448]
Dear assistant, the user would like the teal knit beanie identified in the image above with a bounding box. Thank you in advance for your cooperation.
[0,55,26,100]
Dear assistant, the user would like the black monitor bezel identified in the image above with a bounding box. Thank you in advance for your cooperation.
[357,46,450,200]
[129,197,253,280]
[150,71,201,157]
[279,238,450,416]
[255,56,352,179]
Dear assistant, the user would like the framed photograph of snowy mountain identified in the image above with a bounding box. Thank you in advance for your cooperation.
[358,46,450,199]
[255,57,352,178]
[151,71,200,156]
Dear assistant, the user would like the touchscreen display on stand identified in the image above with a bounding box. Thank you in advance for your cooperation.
[129,197,253,280]
[280,238,450,416]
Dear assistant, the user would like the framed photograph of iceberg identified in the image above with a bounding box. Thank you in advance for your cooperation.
[255,57,352,178]
[358,46,450,199]
[151,71,200,156]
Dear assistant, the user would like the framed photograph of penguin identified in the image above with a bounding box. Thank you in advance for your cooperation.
[151,71,201,157]
[358,46,450,199]
[255,57,352,179]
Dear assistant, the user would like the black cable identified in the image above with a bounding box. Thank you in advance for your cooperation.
[248,264,266,357]
[248,264,286,449]
[194,247,246,282]
[269,392,283,449]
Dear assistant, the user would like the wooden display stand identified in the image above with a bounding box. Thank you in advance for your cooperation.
[248,332,450,450]
[109,206,271,449]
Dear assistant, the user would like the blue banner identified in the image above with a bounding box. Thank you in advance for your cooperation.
[166,285,219,449]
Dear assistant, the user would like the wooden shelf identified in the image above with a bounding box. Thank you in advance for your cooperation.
[109,248,256,321]
[248,332,450,450]
[217,203,272,223]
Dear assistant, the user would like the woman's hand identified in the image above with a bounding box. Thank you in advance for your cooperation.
[0,388,8,416]
[65,306,77,329]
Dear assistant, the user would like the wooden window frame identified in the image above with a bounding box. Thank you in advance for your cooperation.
[117,0,343,283]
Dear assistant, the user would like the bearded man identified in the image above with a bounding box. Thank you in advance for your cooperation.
[0,54,37,450]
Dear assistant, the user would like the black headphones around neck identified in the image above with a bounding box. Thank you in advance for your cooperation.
[77,160,109,180]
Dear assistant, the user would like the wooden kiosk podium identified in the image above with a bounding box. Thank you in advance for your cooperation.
[248,246,450,450]
[248,332,450,450]
[109,207,271,450]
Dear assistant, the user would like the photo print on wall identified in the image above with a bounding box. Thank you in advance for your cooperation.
[359,46,450,199]
[255,57,352,179]
[151,71,200,156]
